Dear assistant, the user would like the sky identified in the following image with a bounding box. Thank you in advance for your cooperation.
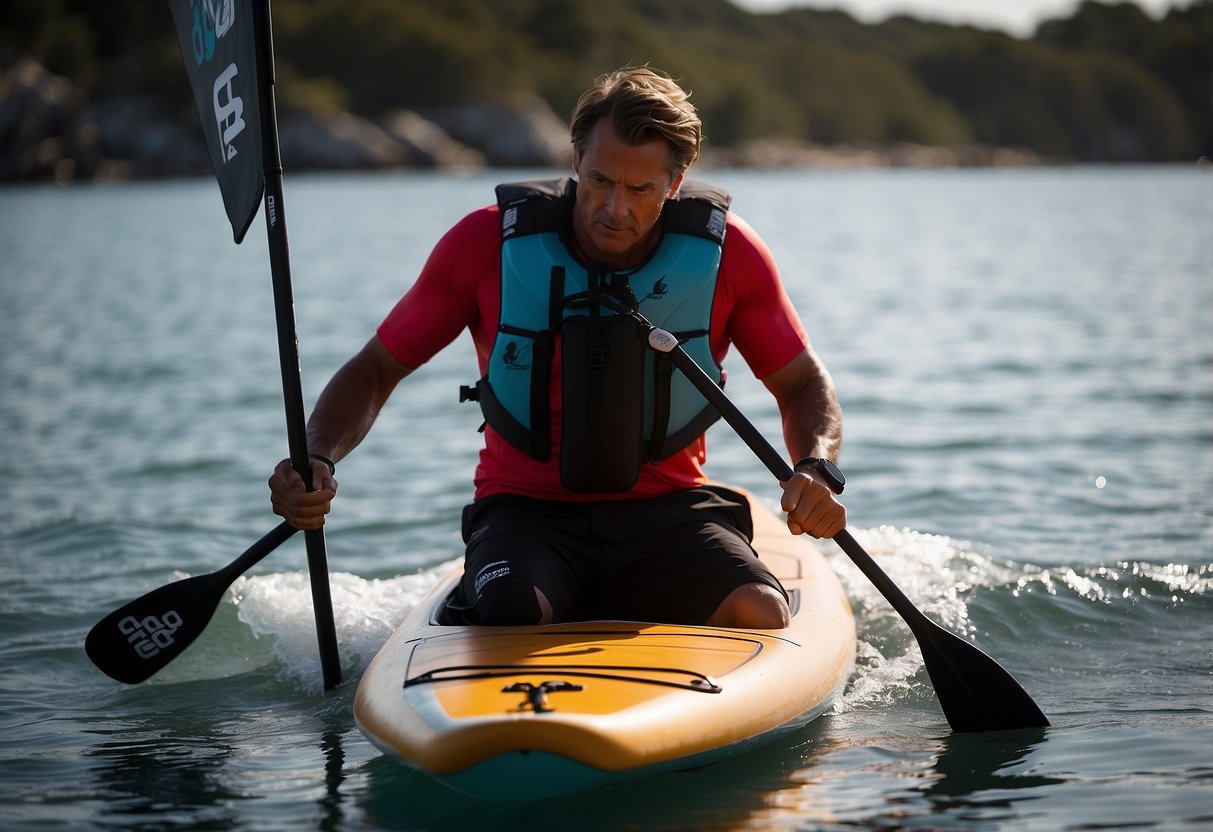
[730,0,1188,36]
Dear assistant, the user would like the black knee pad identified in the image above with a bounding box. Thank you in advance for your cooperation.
[474,574,542,626]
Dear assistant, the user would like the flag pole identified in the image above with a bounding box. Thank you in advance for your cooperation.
[251,0,342,690]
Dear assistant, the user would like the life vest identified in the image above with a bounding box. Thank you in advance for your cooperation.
[462,177,730,492]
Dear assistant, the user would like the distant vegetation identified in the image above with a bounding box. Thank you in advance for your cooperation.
[3,0,1209,161]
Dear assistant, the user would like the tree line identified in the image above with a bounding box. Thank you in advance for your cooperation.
[3,0,1209,162]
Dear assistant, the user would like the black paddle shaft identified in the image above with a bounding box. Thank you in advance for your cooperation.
[645,327,1049,732]
[253,0,341,691]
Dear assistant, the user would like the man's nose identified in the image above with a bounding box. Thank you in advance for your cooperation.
[605,186,629,219]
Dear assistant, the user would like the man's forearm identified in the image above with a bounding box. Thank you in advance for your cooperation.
[306,338,412,463]
[764,348,843,464]
[783,386,842,463]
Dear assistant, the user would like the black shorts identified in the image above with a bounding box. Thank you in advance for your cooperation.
[452,485,787,625]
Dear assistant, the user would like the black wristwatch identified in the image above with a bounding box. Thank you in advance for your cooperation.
[793,457,845,494]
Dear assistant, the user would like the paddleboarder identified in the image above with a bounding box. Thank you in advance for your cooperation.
[268,67,847,629]
[93,19,1044,730]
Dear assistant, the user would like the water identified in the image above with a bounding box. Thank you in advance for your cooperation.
[2,166,1210,830]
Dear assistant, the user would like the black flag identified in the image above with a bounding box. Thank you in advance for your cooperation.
[166,0,263,243]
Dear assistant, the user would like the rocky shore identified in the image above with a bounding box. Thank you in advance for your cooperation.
[2,52,1041,184]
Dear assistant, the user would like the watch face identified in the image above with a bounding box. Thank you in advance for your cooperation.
[810,458,845,493]
[820,458,844,483]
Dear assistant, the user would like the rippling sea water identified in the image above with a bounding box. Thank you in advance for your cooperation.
[2,166,1210,830]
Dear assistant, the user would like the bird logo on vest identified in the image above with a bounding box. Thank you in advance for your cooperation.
[644,276,669,302]
[502,341,529,369]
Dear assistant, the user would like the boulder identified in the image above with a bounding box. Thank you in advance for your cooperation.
[0,52,83,180]
[0,52,208,181]
[421,94,571,168]
[380,110,484,169]
[699,138,883,169]
[278,109,410,170]
[74,96,209,179]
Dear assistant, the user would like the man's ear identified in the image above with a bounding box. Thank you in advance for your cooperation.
[668,169,686,199]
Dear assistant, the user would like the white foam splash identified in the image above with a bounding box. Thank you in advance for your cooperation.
[220,525,1046,707]
[834,640,927,713]
[827,526,1015,713]
[229,559,457,692]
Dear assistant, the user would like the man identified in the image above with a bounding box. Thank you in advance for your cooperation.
[269,67,845,629]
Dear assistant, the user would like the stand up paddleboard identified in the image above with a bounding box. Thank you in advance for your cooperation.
[354,487,856,800]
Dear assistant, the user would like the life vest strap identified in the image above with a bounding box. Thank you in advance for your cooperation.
[475,376,550,461]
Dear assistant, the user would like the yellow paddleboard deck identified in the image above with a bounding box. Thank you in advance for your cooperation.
[354,487,856,800]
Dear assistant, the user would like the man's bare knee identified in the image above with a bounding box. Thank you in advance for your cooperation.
[704,583,790,629]
[475,576,554,625]
[534,587,553,624]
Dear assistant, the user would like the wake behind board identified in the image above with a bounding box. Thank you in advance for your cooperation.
[354,487,856,800]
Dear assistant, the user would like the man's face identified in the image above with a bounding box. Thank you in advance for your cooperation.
[571,118,685,268]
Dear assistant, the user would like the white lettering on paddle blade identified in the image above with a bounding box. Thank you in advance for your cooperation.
[117,610,184,659]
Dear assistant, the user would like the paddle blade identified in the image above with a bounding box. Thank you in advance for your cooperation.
[917,620,1050,732]
[86,573,230,684]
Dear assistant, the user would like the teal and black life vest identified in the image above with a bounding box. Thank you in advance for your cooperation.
[461,177,730,493]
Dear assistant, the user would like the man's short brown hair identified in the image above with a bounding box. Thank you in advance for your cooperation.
[569,67,703,177]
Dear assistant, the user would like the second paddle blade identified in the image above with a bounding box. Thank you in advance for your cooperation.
[917,619,1050,732]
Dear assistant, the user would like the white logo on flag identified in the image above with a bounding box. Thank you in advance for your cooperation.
[207,0,235,37]
[212,63,247,163]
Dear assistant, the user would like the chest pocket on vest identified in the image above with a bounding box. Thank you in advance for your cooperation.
[560,308,647,492]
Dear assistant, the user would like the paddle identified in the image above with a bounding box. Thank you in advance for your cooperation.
[150,0,342,690]
[86,522,297,684]
[646,327,1049,732]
